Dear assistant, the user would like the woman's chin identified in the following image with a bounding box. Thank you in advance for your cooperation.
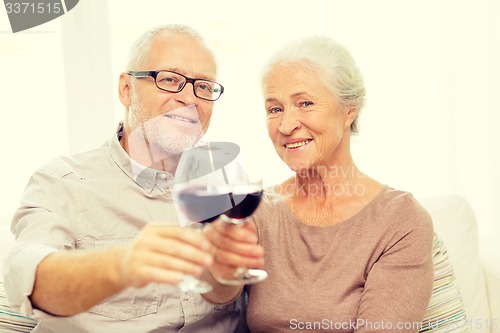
[286,161,314,174]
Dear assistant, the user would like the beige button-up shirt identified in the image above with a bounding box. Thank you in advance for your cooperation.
[2,127,243,333]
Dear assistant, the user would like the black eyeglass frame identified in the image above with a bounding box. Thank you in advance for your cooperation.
[127,70,224,101]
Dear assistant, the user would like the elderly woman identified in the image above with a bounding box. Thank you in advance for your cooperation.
[242,36,434,332]
[207,36,434,332]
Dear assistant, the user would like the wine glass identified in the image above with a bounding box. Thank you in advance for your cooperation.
[172,182,218,294]
[214,174,268,285]
[183,145,269,286]
[171,140,239,293]
[173,141,267,285]
[174,165,267,285]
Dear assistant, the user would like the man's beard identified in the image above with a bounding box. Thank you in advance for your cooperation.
[138,110,203,155]
[127,93,204,165]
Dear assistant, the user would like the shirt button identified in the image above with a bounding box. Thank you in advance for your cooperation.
[160,173,167,179]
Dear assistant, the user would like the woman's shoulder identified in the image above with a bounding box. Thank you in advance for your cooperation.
[375,186,433,231]
[378,186,429,212]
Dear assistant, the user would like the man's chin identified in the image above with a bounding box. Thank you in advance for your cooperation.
[157,135,202,154]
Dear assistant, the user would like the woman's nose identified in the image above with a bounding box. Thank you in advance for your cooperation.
[278,110,301,135]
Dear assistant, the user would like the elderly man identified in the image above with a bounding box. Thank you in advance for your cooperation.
[3,24,262,333]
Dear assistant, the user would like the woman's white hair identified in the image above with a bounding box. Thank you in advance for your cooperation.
[125,24,215,71]
[261,36,366,133]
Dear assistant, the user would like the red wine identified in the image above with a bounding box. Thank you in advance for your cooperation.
[224,191,262,219]
[177,185,262,223]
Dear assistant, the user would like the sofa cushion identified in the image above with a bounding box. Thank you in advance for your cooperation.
[1,221,38,332]
[420,233,467,332]
[419,195,490,333]
[0,282,37,332]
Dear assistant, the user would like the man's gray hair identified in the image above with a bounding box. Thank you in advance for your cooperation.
[126,24,214,71]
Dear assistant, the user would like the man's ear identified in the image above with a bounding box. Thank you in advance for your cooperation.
[118,73,132,107]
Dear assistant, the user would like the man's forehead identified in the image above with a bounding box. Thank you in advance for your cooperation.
[145,33,217,78]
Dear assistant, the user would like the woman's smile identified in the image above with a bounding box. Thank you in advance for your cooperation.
[283,138,313,151]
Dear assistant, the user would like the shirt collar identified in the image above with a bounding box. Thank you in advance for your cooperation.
[130,157,174,191]
[110,122,174,193]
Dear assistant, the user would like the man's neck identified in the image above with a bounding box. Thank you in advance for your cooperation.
[120,130,181,175]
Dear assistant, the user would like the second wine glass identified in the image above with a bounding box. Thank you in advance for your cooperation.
[215,172,268,285]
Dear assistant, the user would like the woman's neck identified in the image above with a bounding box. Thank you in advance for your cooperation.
[276,154,373,202]
[298,161,361,195]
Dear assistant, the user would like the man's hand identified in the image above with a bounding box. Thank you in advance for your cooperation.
[120,224,214,288]
[30,224,214,316]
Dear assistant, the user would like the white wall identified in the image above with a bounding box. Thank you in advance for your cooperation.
[0,17,67,221]
[1,1,498,251]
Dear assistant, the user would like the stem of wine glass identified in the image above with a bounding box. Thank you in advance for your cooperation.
[177,223,213,293]
[218,215,268,285]
[221,215,248,277]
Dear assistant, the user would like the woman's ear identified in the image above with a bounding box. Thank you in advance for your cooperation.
[344,106,358,129]
[118,73,132,107]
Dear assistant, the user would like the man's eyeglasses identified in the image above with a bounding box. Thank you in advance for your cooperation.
[127,70,224,101]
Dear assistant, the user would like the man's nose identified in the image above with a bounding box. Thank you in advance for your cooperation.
[175,82,197,105]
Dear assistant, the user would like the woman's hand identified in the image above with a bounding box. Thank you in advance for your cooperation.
[203,219,265,283]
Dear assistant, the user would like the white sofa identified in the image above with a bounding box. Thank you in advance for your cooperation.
[418,195,500,333]
[1,195,499,332]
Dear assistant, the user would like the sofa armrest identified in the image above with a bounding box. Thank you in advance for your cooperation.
[482,254,500,332]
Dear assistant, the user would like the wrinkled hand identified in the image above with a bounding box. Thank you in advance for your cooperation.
[120,224,214,288]
[203,219,265,282]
